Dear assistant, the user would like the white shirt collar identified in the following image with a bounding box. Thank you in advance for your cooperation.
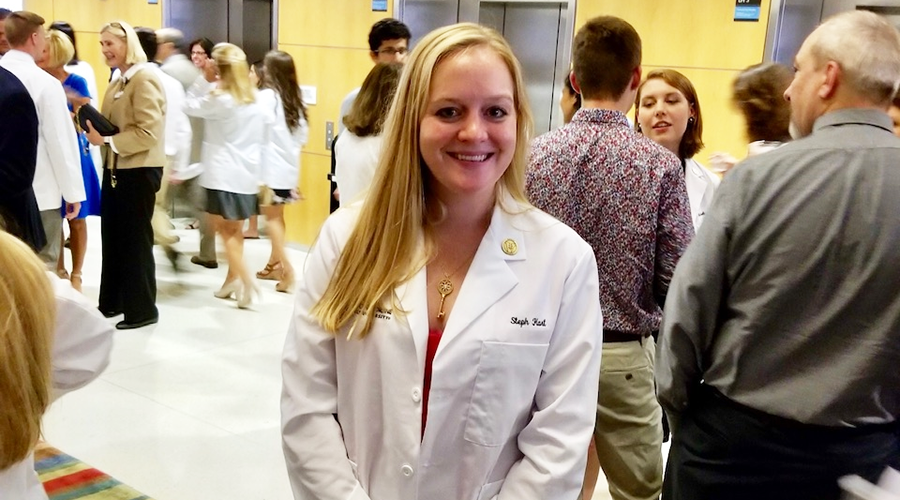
[1,49,37,65]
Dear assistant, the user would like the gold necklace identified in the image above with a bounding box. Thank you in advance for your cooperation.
[435,254,475,321]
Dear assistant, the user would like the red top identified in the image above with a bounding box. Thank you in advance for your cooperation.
[422,328,443,438]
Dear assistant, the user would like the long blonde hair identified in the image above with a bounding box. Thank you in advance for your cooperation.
[212,43,255,105]
[312,23,533,338]
[0,231,55,470]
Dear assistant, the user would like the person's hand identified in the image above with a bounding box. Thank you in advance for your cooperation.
[67,91,90,110]
[708,152,737,175]
[84,120,104,146]
[64,202,81,220]
[169,177,184,185]
[203,58,218,83]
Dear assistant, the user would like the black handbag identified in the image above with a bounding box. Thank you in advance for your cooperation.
[77,104,119,136]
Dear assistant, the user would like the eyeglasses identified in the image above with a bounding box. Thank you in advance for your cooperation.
[191,51,207,57]
[375,47,408,56]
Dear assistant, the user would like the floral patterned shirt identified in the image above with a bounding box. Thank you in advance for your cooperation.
[526,108,694,335]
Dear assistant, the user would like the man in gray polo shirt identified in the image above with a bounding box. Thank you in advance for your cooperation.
[657,10,900,500]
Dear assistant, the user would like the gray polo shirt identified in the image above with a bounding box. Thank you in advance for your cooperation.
[657,108,900,427]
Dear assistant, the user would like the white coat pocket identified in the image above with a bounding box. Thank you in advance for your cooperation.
[464,341,549,447]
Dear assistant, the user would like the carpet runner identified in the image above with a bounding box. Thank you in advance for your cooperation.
[34,442,153,500]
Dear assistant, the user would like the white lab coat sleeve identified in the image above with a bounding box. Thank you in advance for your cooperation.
[48,273,113,398]
[182,78,230,120]
[281,214,371,500]
[43,82,85,204]
[656,171,736,428]
[497,244,603,500]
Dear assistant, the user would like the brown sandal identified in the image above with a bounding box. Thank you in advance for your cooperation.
[256,261,283,281]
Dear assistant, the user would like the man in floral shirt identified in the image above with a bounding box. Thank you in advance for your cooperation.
[526,15,693,500]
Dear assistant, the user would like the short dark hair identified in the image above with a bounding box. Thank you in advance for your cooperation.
[572,16,641,101]
[343,62,403,137]
[50,21,79,63]
[732,63,793,143]
[368,18,410,52]
[0,8,12,19]
[189,37,214,57]
[5,11,45,47]
[134,27,158,61]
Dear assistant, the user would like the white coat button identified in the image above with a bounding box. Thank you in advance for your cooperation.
[400,464,414,477]
[411,388,422,403]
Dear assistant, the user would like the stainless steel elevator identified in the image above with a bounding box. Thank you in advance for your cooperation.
[396,0,576,133]
[163,0,274,64]
[765,0,900,65]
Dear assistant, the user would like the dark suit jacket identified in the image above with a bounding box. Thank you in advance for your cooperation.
[0,66,43,250]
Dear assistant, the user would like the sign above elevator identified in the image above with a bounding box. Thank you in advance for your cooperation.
[735,0,762,21]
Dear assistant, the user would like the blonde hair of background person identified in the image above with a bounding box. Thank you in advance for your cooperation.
[311,23,534,338]
[44,28,74,69]
[0,230,55,471]
[211,43,254,105]
[99,21,146,66]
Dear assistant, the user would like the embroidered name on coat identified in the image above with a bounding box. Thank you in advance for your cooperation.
[510,317,547,327]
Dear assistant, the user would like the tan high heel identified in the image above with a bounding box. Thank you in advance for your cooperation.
[70,272,83,293]
[214,279,241,299]
[238,281,260,309]
[275,266,294,294]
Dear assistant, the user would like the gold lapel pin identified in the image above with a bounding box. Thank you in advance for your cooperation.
[502,239,518,256]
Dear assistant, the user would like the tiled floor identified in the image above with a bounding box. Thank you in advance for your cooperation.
[40,217,620,500]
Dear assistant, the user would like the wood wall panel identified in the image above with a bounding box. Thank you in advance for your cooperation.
[575,0,771,70]
[284,152,333,247]
[279,0,394,48]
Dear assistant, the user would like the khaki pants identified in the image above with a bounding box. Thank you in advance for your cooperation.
[151,156,176,247]
[594,337,663,500]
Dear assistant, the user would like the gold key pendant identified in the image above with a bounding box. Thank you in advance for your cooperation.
[437,278,453,320]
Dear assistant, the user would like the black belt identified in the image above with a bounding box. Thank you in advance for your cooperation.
[603,329,650,343]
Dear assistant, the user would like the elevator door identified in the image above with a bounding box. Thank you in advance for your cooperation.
[167,0,229,49]
[165,0,273,63]
[479,2,568,133]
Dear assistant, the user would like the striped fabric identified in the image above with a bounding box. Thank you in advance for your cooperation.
[34,442,153,500]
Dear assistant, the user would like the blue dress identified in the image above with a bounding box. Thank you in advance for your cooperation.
[61,73,101,218]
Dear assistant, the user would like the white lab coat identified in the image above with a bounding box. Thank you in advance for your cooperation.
[258,88,309,190]
[0,50,85,210]
[684,158,720,230]
[148,65,192,174]
[282,196,603,500]
[183,81,271,194]
[333,131,382,207]
[0,273,113,500]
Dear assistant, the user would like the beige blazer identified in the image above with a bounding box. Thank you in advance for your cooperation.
[100,65,166,170]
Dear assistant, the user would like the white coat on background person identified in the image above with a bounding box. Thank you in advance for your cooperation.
[0,51,84,213]
[0,273,114,500]
[333,132,382,207]
[183,78,271,196]
[282,200,603,500]
[684,157,719,230]
[258,87,308,190]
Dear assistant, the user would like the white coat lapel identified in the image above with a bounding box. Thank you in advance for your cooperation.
[684,159,707,226]
[439,205,527,349]
[395,256,430,370]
